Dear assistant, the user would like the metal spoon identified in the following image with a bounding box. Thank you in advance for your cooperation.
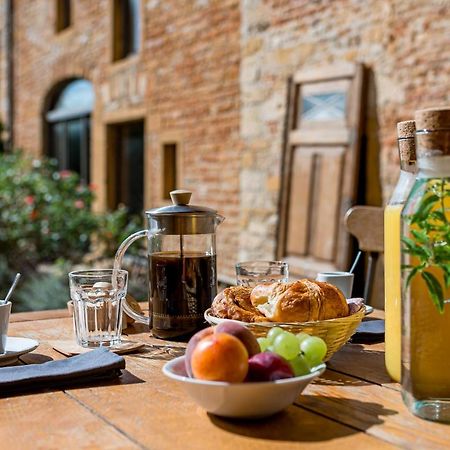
[349,251,362,274]
[3,273,21,304]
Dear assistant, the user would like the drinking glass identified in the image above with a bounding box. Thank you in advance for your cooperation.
[235,261,289,287]
[69,269,128,348]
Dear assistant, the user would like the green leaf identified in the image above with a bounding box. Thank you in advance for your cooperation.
[405,265,422,288]
[442,264,450,289]
[401,236,430,260]
[421,271,445,314]
[411,194,440,224]
[411,229,430,245]
[430,211,447,223]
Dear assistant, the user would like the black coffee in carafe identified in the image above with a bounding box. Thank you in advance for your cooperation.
[115,190,224,339]
[149,252,216,339]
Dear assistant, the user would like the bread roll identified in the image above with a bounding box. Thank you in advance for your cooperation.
[314,281,349,319]
[253,279,348,322]
[250,283,277,306]
[211,286,268,322]
[211,280,350,323]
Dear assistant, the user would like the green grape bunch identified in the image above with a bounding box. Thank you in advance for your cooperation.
[257,328,327,376]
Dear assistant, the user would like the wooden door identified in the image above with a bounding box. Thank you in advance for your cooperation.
[277,63,366,278]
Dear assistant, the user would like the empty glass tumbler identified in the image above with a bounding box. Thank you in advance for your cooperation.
[69,269,128,348]
[235,261,289,287]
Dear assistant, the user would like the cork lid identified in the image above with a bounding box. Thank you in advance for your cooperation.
[396,120,416,171]
[415,107,450,131]
[397,120,416,139]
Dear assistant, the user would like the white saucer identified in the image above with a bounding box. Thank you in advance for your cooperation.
[0,337,39,367]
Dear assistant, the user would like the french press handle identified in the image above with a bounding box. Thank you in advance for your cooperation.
[115,229,150,325]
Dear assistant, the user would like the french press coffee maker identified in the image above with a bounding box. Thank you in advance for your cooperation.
[115,190,224,339]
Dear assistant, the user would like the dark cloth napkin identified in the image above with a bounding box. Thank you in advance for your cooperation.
[0,347,125,395]
[352,319,385,344]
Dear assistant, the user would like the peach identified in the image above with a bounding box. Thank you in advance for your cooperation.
[215,322,260,357]
[185,327,214,377]
[191,333,249,382]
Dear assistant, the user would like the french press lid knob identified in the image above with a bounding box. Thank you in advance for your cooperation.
[146,189,221,235]
[170,190,192,206]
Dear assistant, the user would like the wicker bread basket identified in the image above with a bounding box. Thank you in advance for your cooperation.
[204,305,365,361]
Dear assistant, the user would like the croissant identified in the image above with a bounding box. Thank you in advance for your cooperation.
[210,286,268,322]
[211,280,349,323]
[252,280,349,322]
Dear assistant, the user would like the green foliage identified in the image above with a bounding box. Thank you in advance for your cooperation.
[402,178,450,313]
[0,152,97,271]
[97,205,143,257]
[0,151,143,311]
[12,271,69,312]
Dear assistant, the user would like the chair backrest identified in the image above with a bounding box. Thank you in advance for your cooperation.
[344,205,384,306]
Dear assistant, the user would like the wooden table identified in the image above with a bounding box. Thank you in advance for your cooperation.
[1,309,450,450]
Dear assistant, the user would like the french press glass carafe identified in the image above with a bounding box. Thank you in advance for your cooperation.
[115,190,224,339]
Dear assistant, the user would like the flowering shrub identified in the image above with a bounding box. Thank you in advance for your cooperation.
[0,152,141,274]
[0,153,96,271]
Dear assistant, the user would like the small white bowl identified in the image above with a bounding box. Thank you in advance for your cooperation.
[163,355,325,419]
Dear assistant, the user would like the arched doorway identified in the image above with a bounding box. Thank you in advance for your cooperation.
[45,79,94,183]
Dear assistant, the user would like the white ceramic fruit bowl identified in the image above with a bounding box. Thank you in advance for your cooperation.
[163,355,325,419]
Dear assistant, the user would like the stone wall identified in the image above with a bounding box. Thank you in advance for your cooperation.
[239,0,450,261]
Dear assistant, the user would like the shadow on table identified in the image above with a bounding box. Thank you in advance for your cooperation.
[312,370,369,387]
[297,395,397,427]
[327,344,393,385]
[128,344,185,361]
[0,368,145,399]
[209,397,396,442]
[124,323,149,335]
[19,353,54,365]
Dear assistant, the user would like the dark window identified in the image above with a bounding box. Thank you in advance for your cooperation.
[113,0,140,61]
[46,79,94,183]
[107,121,144,215]
[162,143,177,200]
[55,0,71,32]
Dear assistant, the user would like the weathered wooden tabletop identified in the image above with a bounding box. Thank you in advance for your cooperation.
[1,309,449,450]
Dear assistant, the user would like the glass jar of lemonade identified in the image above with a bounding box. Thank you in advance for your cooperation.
[385,120,416,382]
[401,107,450,422]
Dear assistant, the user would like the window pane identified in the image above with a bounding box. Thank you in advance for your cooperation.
[54,80,94,113]
[108,121,144,214]
[56,0,71,32]
[301,92,346,121]
[162,143,177,200]
[128,0,140,54]
[122,122,144,214]
[66,120,82,175]
[51,122,66,167]
[113,0,140,60]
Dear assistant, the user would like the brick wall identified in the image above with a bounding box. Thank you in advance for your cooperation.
[239,0,450,261]
[9,0,240,278]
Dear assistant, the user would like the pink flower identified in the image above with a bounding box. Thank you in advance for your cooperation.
[24,195,34,206]
[74,200,85,209]
[60,170,72,179]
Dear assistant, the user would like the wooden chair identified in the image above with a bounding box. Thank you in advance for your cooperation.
[344,206,384,305]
